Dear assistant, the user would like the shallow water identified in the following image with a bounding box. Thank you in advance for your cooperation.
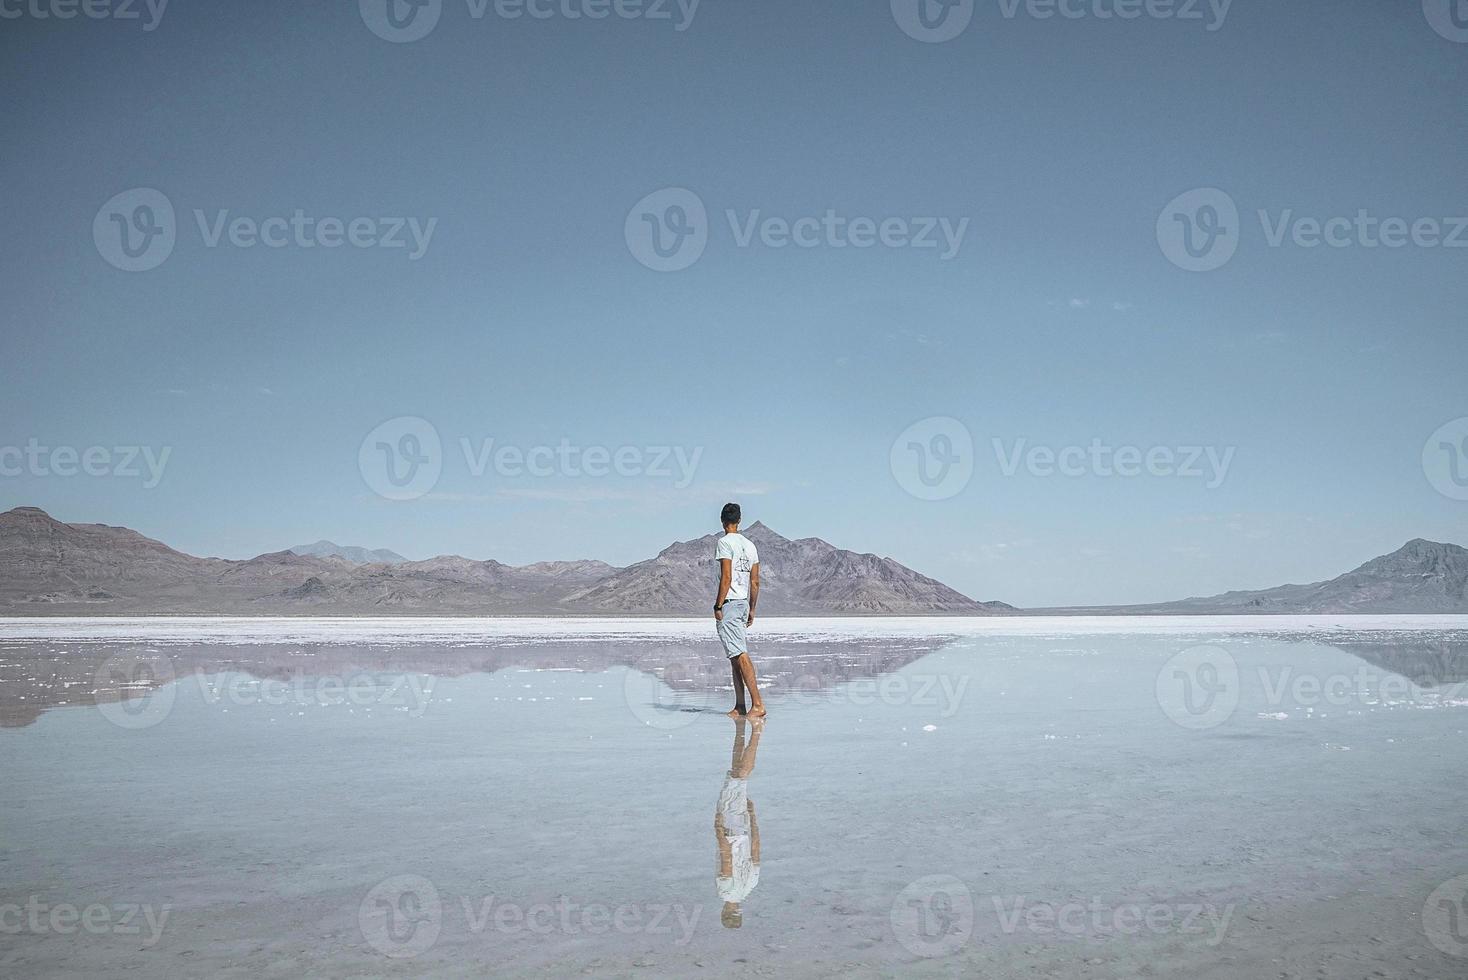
[1,617,1467,978]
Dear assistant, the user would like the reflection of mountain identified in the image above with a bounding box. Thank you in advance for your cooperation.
[1307,633,1468,688]
[0,636,953,728]
[0,507,1003,616]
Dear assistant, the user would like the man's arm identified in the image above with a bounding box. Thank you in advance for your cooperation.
[715,558,732,620]
[747,563,759,626]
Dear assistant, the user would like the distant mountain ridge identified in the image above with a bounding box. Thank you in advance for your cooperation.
[563,522,1004,615]
[0,507,1003,616]
[3,506,1462,615]
[289,540,407,564]
[1060,538,1468,615]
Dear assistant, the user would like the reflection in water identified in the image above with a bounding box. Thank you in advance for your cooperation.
[5,630,1468,728]
[1304,634,1468,687]
[716,719,762,929]
[0,637,950,728]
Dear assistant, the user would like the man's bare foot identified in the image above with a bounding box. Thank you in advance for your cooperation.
[727,707,746,719]
[748,705,767,718]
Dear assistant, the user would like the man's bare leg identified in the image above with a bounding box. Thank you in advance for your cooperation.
[728,658,747,718]
[734,652,765,717]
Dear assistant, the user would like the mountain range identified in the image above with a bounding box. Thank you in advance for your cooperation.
[1059,538,1468,615]
[0,506,1463,615]
[0,507,1007,616]
[288,541,407,565]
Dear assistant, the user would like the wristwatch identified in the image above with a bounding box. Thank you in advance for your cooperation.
[714,602,725,612]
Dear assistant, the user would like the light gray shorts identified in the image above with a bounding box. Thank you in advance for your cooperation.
[717,599,749,659]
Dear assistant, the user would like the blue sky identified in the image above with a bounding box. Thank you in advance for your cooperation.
[1,0,1465,606]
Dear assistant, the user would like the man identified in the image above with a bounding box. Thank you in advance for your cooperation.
[713,502,765,718]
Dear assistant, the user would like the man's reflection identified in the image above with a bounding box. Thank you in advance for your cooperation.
[715,718,762,928]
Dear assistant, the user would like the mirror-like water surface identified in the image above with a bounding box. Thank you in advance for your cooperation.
[2,617,1466,978]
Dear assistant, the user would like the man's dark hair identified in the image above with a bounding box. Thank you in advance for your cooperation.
[720,502,741,527]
